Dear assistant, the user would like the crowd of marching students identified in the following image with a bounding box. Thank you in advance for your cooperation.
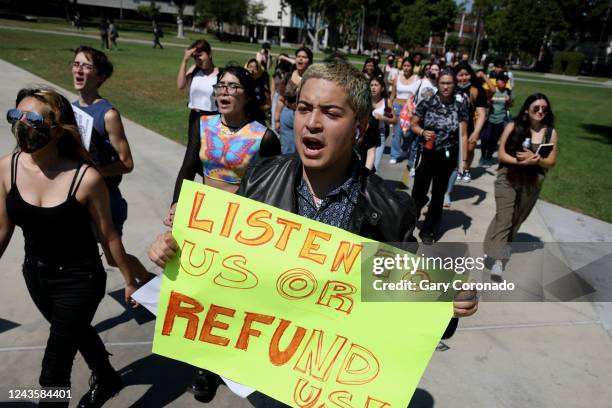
[0,39,556,407]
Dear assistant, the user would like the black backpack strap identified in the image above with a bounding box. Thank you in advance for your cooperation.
[10,152,21,187]
[67,164,91,199]
[413,80,423,105]
[544,127,553,144]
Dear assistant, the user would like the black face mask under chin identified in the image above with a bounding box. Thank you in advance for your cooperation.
[12,121,52,153]
[457,82,471,90]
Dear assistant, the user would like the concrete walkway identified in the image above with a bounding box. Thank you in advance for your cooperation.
[1,59,611,407]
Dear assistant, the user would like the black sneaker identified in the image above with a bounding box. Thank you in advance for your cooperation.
[419,231,435,245]
[77,372,122,408]
[189,369,221,403]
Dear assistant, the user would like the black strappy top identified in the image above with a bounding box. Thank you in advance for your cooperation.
[6,153,99,263]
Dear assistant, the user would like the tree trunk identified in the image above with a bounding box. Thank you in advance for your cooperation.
[176,4,185,38]
[472,12,482,64]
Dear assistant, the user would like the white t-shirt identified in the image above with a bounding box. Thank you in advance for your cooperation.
[372,99,386,118]
[384,66,398,92]
[395,77,421,100]
[188,68,218,111]
[445,51,455,64]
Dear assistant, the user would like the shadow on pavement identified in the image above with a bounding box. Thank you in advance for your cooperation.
[0,318,20,334]
[467,166,490,181]
[511,233,544,253]
[94,288,155,334]
[118,354,196,407]
[451,184,487,205]
[437,209,473,240]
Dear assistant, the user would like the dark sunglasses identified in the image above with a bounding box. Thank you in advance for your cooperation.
[531,106,548,113]
[6,108,46,128]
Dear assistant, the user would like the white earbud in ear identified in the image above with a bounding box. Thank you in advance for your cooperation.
[354,129,360,140]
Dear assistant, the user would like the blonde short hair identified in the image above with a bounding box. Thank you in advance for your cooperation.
[299,61,371,121]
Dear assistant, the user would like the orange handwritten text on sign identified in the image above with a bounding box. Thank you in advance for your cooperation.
[153,181,455,408]
[186,191,363,275]
[161,290,387,407]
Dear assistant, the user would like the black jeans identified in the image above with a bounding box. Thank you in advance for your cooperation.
[480,122,505,160]
[411,144,459,235]
[22,256,114,392]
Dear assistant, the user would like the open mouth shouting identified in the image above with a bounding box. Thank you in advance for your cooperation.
[73,73,85,88]
[217,96,233,111]
[301,135,326,159]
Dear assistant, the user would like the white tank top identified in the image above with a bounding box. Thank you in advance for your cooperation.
[188,69,218,111]
[395,77,421,100]
[372,99,385,117]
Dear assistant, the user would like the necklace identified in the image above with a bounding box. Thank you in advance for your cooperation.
[221,120,248,135]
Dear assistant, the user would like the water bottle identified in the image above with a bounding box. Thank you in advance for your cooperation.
[522,137,531,150]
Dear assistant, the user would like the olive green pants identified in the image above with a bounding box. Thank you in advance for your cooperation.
[484,168,545,260]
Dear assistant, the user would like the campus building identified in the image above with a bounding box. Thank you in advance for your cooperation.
[73,0,309,46]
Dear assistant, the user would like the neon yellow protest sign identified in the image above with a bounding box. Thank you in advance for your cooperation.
[153,180,453,407]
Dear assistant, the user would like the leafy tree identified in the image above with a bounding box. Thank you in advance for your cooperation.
[486,0,566,58]
[395,0,458,49]
[397,0,431,49]
[428,0,458,35]
[195,0,247,32]
[284,0,329,51]
[136,3,160,21]
[247,1,267,26]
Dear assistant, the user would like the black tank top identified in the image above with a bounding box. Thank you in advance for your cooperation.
[6,153,100,263]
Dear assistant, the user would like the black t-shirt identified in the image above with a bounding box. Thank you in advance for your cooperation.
[455,84,487,134]
[358,116,382,167]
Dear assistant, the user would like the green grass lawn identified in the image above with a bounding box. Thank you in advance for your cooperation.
[509,81,612,222]
[0,25,611,223]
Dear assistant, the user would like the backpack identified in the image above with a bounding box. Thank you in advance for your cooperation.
[398,81,422,133]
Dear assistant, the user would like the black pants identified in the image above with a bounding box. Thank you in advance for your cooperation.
[22,257,114,392]
[411,144,459,235]
[480,122,505,160]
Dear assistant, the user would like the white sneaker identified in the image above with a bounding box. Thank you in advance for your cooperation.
[490,260,504,278]
[456,172,462,181]
[409,167,416,177]
[389,159,397,164]
[462,170,472,182]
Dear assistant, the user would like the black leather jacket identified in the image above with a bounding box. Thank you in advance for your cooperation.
[237,154,418,243]
[236,154,457,339]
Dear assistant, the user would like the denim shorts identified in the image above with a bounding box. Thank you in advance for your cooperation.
[108,187,128,236]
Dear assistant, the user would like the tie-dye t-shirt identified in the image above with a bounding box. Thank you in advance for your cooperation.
[199,114,267,184]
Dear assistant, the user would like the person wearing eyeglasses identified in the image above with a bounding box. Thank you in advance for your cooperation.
[162,65,280,402]
[164,65,280,225]
[70,45,150,286]
[410,68,468,245]
[484,93,557,279]
[0,87,140,407]
[177,39,219,157]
